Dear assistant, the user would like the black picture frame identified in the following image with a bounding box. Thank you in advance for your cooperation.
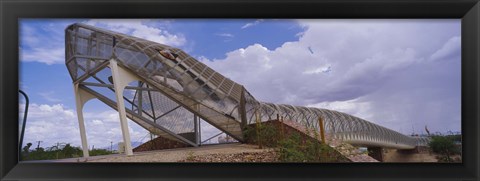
[1,0,479,180]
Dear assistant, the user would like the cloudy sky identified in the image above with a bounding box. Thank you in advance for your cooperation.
[19,19,461,149]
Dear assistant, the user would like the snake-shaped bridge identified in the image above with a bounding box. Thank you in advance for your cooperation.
[66,23,425,157]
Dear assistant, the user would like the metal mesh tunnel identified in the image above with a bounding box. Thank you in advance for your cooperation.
[66,23,423,151]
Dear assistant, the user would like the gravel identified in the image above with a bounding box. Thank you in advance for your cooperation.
[88,143,271,162]
[179,150,278,162]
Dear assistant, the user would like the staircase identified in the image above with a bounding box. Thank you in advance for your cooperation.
[144,79,244,142]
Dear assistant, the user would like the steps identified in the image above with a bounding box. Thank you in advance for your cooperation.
[145,79,244,142]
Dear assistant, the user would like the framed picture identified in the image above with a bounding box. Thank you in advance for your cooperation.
[1,0,479,180]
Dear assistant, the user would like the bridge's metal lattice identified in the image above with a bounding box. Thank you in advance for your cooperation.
[414,137,431,147]
[66,23,425,149]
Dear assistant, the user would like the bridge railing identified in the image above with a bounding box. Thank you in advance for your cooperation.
[245,98,418,149]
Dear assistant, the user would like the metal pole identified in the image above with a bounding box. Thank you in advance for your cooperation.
[278,114,284,140]
[36,141,42,150]
[19,90,29,160]
[281,116,285,139]
[318,117,326,144]
[255,111,262,149]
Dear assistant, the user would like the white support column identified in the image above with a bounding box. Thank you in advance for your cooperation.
[73,84,96,158]
[193,104,200,146]
[109,59,140,156]
[198,117,201,145]
[194,115,199,145]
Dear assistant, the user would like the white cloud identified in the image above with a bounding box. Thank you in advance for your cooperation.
[429,36,461,61]
[215,33,235,42]
[303,64,332,74]
[215,33,234,38]
[20,103,79,149]
[20,19,187,65]
[20,103,148,149]
[20,21,68,65]
[307,99,373,120]
[21,47,65,65]
[241,19,264,29]
[19,102,224,149]
[202,19,461,134]
[38,91,62,102]
[203,22,425,104]
[85,19,186,47]
[91,119,104,125]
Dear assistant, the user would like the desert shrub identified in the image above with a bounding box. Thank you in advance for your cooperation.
[244,121,348,162]
[243,123,280,148]
[429,135,460,162]
[277,133,306,162]
[277,133,344,162]
[89,148,114,156]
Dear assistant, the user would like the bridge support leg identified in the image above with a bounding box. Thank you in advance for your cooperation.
[194,115,199,145]
[109,59,141,156]
[73,84,96,158]
[368,147,384,162]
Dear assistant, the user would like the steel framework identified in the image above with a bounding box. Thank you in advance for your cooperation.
[66,23,425,156]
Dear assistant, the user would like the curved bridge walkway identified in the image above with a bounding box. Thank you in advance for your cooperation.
[66,23,428,158]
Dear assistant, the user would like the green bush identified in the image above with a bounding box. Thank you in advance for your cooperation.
[277,133,306,162]
[89,148,114,156]
[429,135,460,162]
[21,143,114,161]
[243,123,279,148]
[277,133,343,162]
[244,122,347,162]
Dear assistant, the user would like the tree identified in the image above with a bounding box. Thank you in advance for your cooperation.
[429,135,458,162]
[23,143,32,153]
[21,143,33,159]
[62,144,81,158]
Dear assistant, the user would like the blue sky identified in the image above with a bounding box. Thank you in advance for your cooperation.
[19,19,461,149]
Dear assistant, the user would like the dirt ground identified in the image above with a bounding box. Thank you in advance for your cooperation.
[383,149,438,162]
[84,143,272,162]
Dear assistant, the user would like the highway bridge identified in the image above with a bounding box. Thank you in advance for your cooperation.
[66,23,429,158]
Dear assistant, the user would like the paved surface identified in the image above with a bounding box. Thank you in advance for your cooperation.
[22,153,124,163]
[85,143,270,162]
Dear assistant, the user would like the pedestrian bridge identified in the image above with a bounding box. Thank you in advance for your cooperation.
[66,23,427,157]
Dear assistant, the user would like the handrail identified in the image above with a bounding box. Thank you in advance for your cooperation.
[19,90,29,160]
